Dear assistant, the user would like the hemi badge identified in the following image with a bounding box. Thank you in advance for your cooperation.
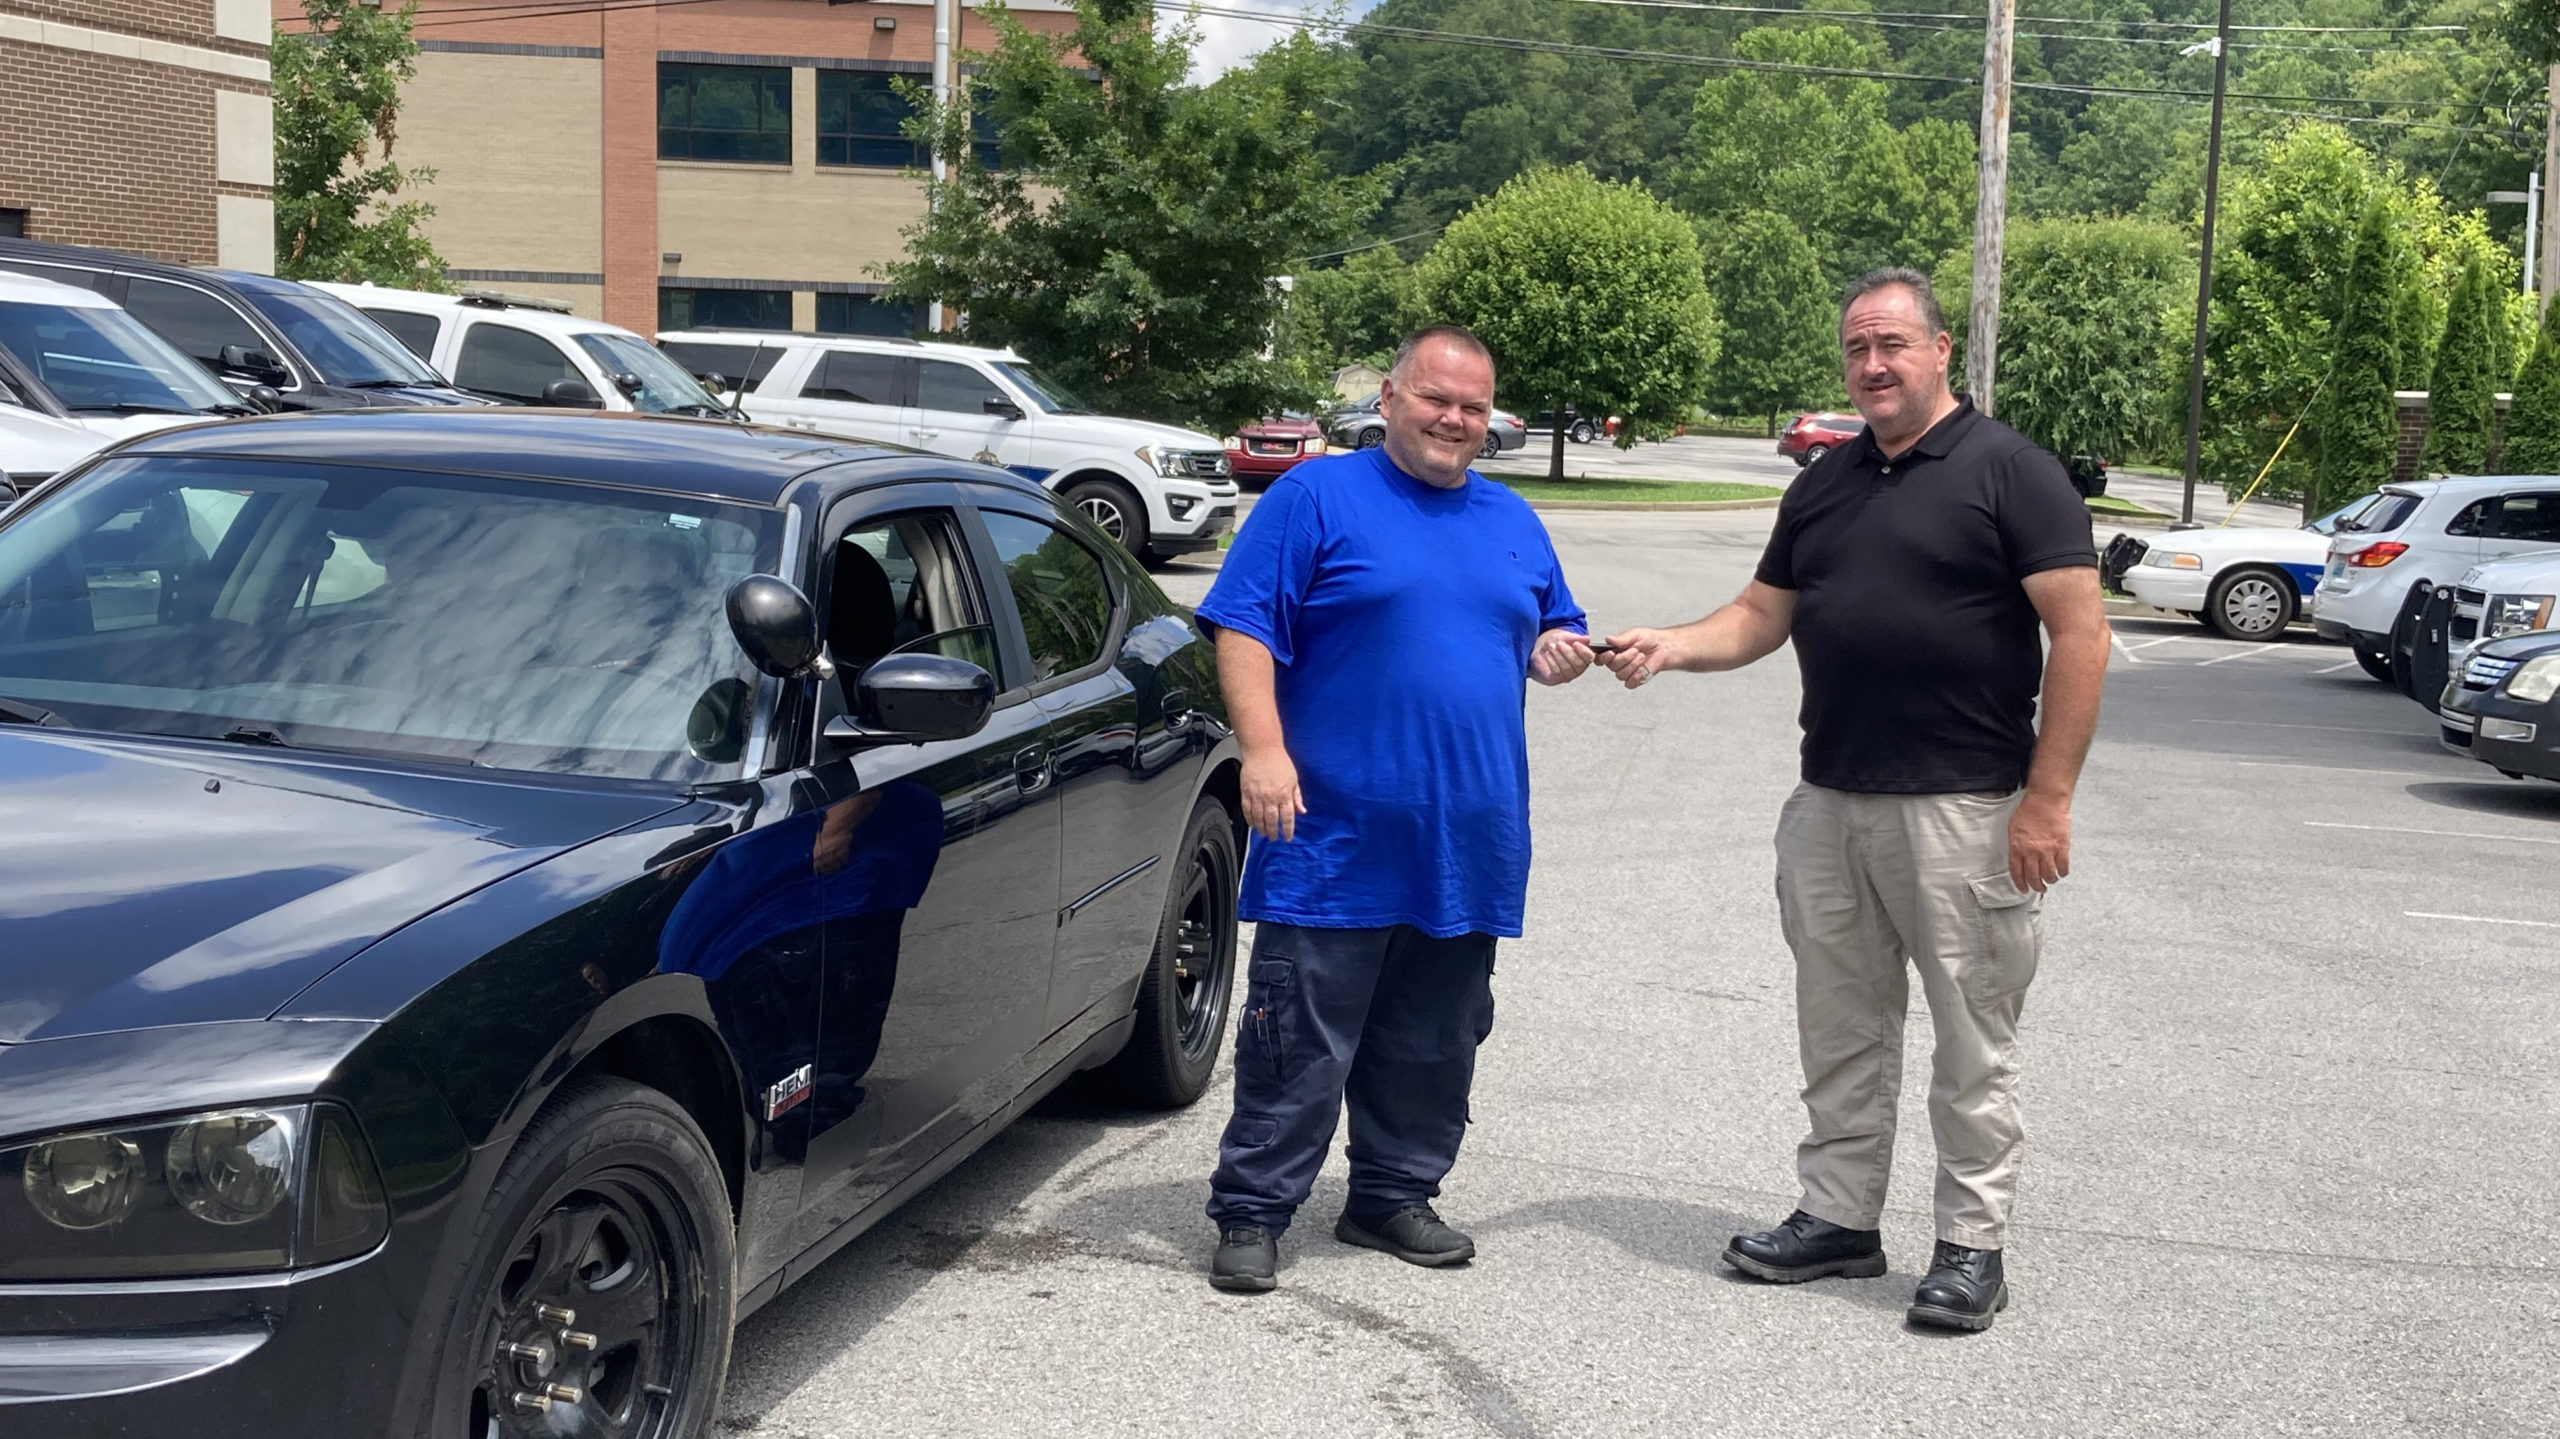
[763,1064,813,1121]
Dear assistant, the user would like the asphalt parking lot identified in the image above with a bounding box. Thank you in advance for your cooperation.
[717,502,2558,1439]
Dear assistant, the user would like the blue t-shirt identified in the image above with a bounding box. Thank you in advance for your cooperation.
[1197,447,1583,938]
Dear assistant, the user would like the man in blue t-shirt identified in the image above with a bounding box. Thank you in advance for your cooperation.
[1195,324,1592,1293]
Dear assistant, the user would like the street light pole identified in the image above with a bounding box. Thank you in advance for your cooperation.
[929,0,953,333]
[2178,0,2234,529]
[2490,175,2541,298]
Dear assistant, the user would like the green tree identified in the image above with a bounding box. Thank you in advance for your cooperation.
[881,5,1379,427]
[2308,202,2402,514]
[1279,245,1421,377]
[272,0,446,287]
[2423,254,2497,475]
[1700,210,1833,433]
[1936,217,2190,469]
[1417,167,1720,479]
[2499,300,2560,475]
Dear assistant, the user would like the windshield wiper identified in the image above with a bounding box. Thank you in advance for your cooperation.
[0,696,65,727]
[221,723,293,747]
[78,403,196,416]
[345,378,441,390]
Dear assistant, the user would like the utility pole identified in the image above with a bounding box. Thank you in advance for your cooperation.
[1966,0,2016,413]
[2490,175,2539,297]
[2544,61,2560,317]
[2177,0,2234,528]
[929,0,954,333]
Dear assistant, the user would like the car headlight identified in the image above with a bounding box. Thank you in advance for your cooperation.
[3,1103,389,1280]
[2144,551,2202,570]
[2506,654,2560,705]
[1305,437,1327,455]
[2484,594,2555,639]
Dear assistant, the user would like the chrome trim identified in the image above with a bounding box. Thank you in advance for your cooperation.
[1060,853,1160,923]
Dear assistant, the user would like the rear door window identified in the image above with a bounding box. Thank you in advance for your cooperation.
[915,360,1002,417]
[801,351,904,405]
[2492,491,2560,543]
[120,278,269,372]
[981,510,1116,686]
[364,308,444,362]
[454,322,581,402]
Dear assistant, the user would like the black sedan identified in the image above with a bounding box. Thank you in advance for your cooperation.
[0,410,1243,1434]
[2438,629,2560,781]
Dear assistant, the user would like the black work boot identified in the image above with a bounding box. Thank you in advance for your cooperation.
[1722,1210,1888,1283]
[1334,1203,1477,1267]
[1907,1241,2007,1331]
[1209,1225,1278,1293]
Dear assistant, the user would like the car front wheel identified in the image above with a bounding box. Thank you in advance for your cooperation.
[416,1077,734,1439]
[1102,794,1241,1107]
[2207,567,2295,641]
[1357,427,1385,450]
[1064,477,1152,557]
[1567,419,1596,444]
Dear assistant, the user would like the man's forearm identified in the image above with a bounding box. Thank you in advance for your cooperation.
[1663,582,1795,672]
[1215,628,1287,756]
[2025,626,2107,804]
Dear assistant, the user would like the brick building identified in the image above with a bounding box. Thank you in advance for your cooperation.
[289,0,1077,337]
[0,2,274,270]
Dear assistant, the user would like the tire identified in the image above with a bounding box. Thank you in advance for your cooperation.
[1567,419,1597,444]
[2189,611,2218,632]
[1101,795,1241,1108]
[2206,567,2295,641]
[414,1076,733,1439]
[1480,432,1501,459]
[1803,443,1829,465]
[2388,587,2430,700]
[1356,426,1385,450]
[1063,477,1151,557]
[2354,641,2394,683]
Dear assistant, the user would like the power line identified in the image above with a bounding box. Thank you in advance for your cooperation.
[1294,227,1449,261]
[1484,0,2470,34]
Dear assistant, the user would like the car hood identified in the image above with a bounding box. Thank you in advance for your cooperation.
[2459,552,2560,593]
[1,409,105,475]
[2147,526,2330,561]
[67,412,215,443]
[1035,412,1222,453]
[0,731,685,1044]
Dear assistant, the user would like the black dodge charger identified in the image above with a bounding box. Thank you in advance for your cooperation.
[0,411,1244,1434]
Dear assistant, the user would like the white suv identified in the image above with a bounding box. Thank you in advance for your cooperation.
[657,330,1237,563]
[2312,475,2560,684]
[313,283,731,417]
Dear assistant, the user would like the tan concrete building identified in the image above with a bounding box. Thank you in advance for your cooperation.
[304,0,1075,337]
[0,2,274,270]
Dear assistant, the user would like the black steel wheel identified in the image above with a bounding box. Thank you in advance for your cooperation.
[1062,477,1151,557]
[2207,567,2294,641]
[418,1078,733,1439]
[1101,795,1241,1107]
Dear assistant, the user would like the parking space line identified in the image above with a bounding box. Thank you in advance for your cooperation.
[2109,634,2146,665]
[2405,910,2560,929]
[2195,645,2277,666]
[2235,760,2443,778]
[2307,821,2560,846]
[2314,658,2362,674]
[2123,636,2193,652]
[2194,719,2412,735]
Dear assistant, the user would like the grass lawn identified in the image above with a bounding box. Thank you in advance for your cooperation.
[2087,492,2171,519]
[1484,474,1783,504]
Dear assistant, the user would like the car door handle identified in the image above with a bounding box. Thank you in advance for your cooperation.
[1160,688,1192,732]
[913,428,940,441]
[1013,743,1051,793]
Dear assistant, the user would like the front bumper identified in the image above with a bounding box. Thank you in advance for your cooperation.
[2440,688,2560,779]
[2122,568,2210,611]
[1151,478,1241,544]
[0,1248,406,1434]
[1150,500,1237,554]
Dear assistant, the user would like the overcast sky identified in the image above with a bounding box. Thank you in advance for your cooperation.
[1181,1,1369,81]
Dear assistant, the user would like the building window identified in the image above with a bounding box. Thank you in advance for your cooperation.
[817,70,924,169]
[970,104,1003,170]
[0,208,26,239]
[659,63,791,164]
[660,287,793,332]
[815,292,922,337]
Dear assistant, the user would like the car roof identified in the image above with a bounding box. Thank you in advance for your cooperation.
[657,328,1026,364]
[313,281,618,334]
[0,268,115,308]
[98,409,1052,505]
[2391,474,2558,500]
[0,237,287,296]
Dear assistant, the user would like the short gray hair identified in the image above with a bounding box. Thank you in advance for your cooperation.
[1840,268,1947,337]
[1390,323,1494,378]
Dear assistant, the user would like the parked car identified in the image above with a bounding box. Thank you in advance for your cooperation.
[1226,412,1328,485]
[1779,411,1863,466]
[1525,408,1619,445]
[313,282,732,416]
[2112,492,2383,642]
[0,238,484,411]
[1324,397,1526,459]
[0,408,1243,1435]
[1484,408,1528,458]
[1,269,260,440]
[0,399,102,508]
[2435,627,2560,781]
[2312,476,2560,690]
[659,330,1236,564]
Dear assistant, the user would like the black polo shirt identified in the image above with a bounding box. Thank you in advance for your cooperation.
[1754,398,2095,794]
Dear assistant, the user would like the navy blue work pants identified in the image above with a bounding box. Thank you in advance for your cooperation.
[1206,922,1498,1235]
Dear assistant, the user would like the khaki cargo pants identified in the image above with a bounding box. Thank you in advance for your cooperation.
[1774,783,2043,1249]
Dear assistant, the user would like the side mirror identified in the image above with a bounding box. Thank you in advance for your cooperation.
[245,385,284,414]
[610,371,646,397]
[725,574,822,678]
[983,395,1026,421]
[218,345,288,386]
[826,653,995,747]
[541,378,604,409]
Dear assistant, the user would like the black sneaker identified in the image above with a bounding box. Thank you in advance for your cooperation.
[1906,1241,2007,1331]
[1721,1210,1888,1284]
[1334,1203,1476,1267]
[1209,1225,1277,1293]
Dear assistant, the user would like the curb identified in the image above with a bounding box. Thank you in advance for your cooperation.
[1523,497,1784,513]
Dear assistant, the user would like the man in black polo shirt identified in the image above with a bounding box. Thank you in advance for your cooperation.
[1598,267,2108,1331]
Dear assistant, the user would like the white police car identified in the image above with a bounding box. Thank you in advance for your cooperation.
[2117,494,2378,641]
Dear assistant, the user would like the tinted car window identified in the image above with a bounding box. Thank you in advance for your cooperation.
[915,359,999,416]
[238,286,444,386]
[120,278,269,371]
[0,456,781,780]
[2447,498,2496,538]
[0,260,105,293]
[982,511,1113,683]
[2494,492,2560,543]
[0,300,237,414]
[803,351,902,405]
[364,307,444,361]
[456,323,581,402]
[661,341,784,387]
[2339,492,2420,534]
[573,332,725,415]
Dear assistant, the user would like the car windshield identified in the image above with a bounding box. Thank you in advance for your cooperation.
[992,362,1091,414]
[237,287,448,387]
[0,301,240,415]
[0,457,781,782]
[2333,491,2420,535]
[574,332,729,415]
[2308,492,2382,535]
